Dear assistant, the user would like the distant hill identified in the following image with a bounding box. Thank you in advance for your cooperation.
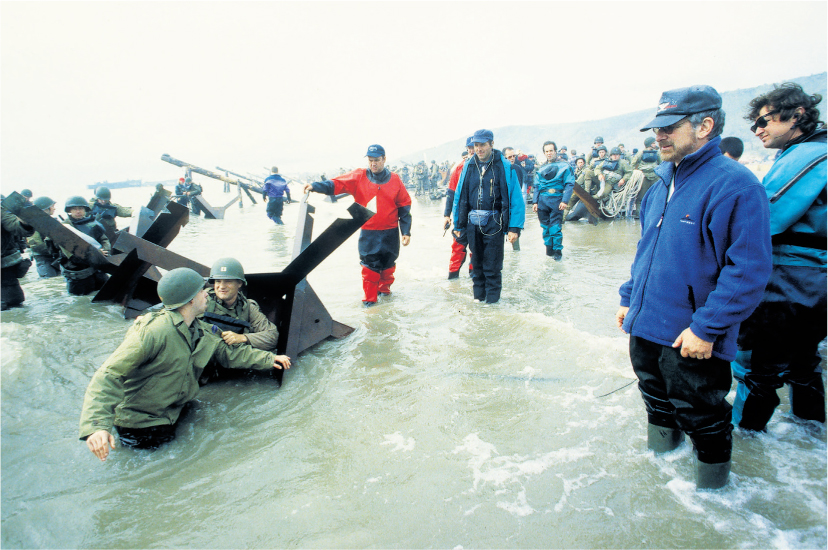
[398,73,827,165]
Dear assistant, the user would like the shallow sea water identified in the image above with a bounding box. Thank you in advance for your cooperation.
[2,185,825,549]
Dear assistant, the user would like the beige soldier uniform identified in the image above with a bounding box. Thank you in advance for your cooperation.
[204,288,279,350]
[595,157,634,200]
[79,308,277,439]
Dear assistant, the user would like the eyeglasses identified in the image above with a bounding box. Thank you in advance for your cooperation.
[750,110,779,132]
[505,154,517,160]
[652,118,689,135]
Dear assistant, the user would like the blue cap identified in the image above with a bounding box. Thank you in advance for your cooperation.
[640,85,722,131]
[264,174,285,184]
[470,129,493,144]
[465,136,474,147]
[365,144,385,157]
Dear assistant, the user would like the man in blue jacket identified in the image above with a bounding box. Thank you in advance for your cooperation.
[732,83,827,432]
[616,85,772,489]
[533,141,574,260]
[453,129,525,303]
[262,171,292,225]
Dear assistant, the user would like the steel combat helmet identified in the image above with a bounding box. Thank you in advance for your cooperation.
[208,257,247,285]
[157,268,206,309]
[34,196,56,210]
[95,186,111,200]
[64,195,90,213]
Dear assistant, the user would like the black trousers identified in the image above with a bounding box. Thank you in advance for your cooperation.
[115,424,178,449]
[467,217,505,303]
[266,196,284,220]
[358,228,400,272]
[115,404,190,449]
[629,335,733,464]
[65,270,108,296]
[1,262,29,308]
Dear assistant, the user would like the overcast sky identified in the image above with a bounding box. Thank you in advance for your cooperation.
[2,1,826,196]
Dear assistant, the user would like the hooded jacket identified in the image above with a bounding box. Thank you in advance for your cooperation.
[532,161,575,205]
[619,137,773,361]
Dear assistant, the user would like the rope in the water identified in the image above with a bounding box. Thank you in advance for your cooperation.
[596,380,636,398]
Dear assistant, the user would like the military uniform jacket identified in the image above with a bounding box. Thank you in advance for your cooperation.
[88,200,134,233]
[79,309,276,438]
[1,209,34,266]
[632,149,663,180]
[596,159,634,187]
[60,216,111,270]
[27,230,58,258]
[205,289,279,350]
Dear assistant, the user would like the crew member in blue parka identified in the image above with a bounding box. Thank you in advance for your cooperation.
[452,129,525,304]
[732,83,827,432]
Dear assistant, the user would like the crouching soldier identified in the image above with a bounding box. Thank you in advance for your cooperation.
[60,195,111,295]
[79,268,292,461]
[595,147,634,201]
[200,257,280,383]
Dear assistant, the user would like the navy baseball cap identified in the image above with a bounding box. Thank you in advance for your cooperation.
[640,85,722,131]
[365,144,385,157]
[470,129,494,144]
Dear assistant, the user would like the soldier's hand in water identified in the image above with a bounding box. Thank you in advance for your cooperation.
[87,430,116,461]
[221,331,248,346]
[272,355,291,370]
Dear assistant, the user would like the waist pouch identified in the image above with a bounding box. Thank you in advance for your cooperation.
[468,210,499,226]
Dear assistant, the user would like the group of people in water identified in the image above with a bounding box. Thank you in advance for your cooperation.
[2,82,824,496]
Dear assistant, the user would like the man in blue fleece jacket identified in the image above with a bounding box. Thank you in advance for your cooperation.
[616,85,772,490]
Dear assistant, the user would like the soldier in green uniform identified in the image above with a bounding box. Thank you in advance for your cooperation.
[27,196,62,278]
[1,206,34,310]
[583,145,610,198]
[89,186,134,242]
[79,267,292,461]
[203,257,278,349]
[617,143,633,162]
[60,196,111,295]
[630,136,662,218]
[564,155,588,215]
[595,147,634,200]
[413,161,429,196]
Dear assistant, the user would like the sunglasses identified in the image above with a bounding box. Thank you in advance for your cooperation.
[750,110,780,133]
[652,118,689,135]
